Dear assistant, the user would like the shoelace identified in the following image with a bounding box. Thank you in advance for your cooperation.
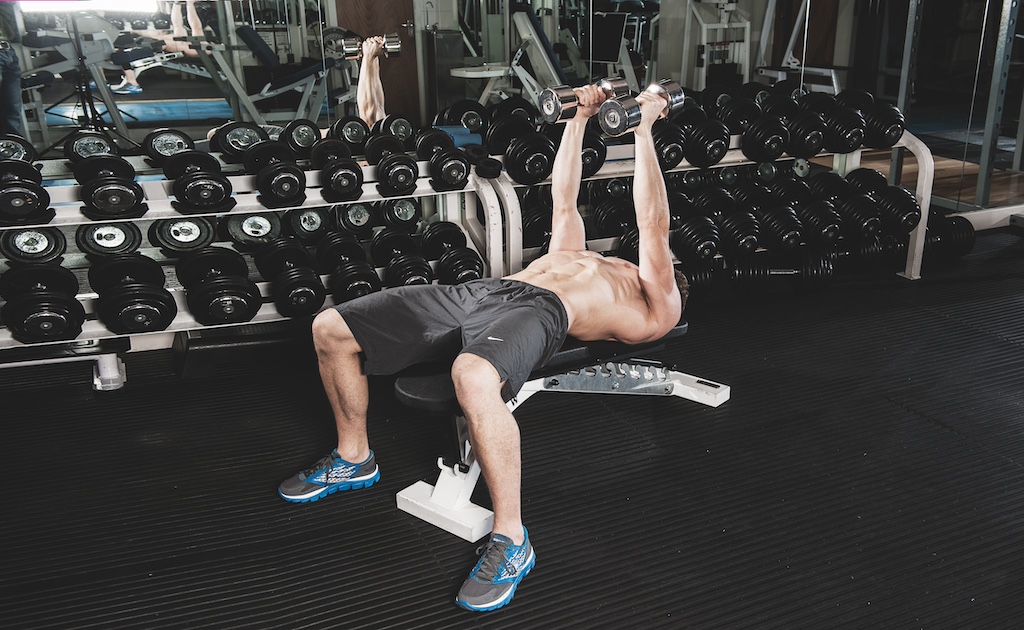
[473,539,513,581]
[303,453,339,478]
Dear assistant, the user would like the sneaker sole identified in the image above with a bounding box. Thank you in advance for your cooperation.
[278,467,380,503]
[455,550,536,612]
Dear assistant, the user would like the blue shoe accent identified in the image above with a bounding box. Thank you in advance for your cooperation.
[112,83,143,95]
[455,527,535,612]
[278,450,379,503]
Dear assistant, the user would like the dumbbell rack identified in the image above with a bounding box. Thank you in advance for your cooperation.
[485,131,936,279]
[0,158,506,388]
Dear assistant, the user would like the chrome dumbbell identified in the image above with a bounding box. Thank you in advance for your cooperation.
[537,77,630,124]
[341,32,402,60]
[598,79,687,136]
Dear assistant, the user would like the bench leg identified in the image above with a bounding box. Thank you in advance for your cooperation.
[396,415,494,542]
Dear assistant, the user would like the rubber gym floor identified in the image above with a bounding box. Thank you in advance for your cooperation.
[3,230,1024,629]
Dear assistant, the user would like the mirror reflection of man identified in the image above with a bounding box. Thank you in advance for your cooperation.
[0,2,24,136]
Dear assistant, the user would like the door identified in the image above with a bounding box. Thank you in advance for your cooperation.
[335,0,421,125]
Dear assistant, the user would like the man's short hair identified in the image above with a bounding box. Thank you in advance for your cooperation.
[675,268,690,316]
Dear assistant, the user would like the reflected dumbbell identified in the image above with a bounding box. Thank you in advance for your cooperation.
[340,32,402,60]
[795,199,842,248]
[76,222,143,259]
[163,150,236,214]
[148,217,216,257]
[0,133,38,163]
[0,159,53,226]
[592,198,635,238]
[73,155,148,220]
[0,263,86,343]
[420,221,484,285]
[667,195,721,264]
[253,236,326,318]
[691,187,761,256]
[370,228,433,287]
[316,230,381,303]
[328,116,371,156]
[731,250,833,293]
[335,201,379,237]
[242,141,307,209]
[379,197,422,233]
[438,99,489,135]
[371,113,418,151]
[210,121,270,163]
[219,212,283,252]
[0,226,66,265]
[279,119,321,160]
[537,77,629,124]
[175,246,263,325]
[282,207,333,244]
[88,253,177,334]
[142,128,195,165]
[64,129,119,163]
[599,79,687,137]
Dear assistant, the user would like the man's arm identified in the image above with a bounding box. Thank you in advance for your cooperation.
[357,36,386,128]
[632,92,683,328]
[547,85,605,253]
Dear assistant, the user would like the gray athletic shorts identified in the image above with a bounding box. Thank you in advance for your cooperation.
[334,278,569,400]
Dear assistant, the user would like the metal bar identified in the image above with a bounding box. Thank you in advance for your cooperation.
[889,0,923,186]
[977,0,1020,207]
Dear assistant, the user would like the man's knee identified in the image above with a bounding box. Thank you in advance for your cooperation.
[312,309,360,355]
[451,353,502,396]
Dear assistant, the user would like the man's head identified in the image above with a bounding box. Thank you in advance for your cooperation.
[674,268,690,317]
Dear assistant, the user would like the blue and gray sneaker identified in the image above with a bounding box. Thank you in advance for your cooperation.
[455,528,535,612]
[278,449,380,503]
[112,83,143,95]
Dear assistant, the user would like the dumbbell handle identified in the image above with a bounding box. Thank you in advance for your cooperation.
[342,33,401,60]
[598,79,685,137]
[538,77,630,124]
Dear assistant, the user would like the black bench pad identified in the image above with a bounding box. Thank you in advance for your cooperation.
[394,322,688,414]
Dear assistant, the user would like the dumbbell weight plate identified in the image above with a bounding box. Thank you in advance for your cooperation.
[0,181,53,226]
[1,290,87,343]
[80,178,148,220]
[163,150,222,179]
[280,119,321,159]
[428,148,470,192]
[283,207,332,243]
[0,134,39,163]
[0,159,44,186]
[148,217,216,255]
[485,115,534,156]
[332,260,381,303]
[243,141,297,175]
[309,138,353,169]
[0,263,80,300]
[363,133,405,166]
[73,155,136,185]
[213,122,270,163]
[186,275,263,325]
[475,157,502,179]
[142,128,195,163]
[420,220,467,260]
[220,212,283,251]
[320,158,364,202]
[445,99,488,134]
[329,116,371,154]
[75,222,142,258]
[436,247,484,285]
[64,130,118,163]
[271,266,326,318]
[255,162,306,208]
[375,153,419,197]
[505,133,555,185]
[171,172,235,214]
[581,132,607,179]
[87,253,167,294]
[374,114,417,149]
[382,32,401,57]
[415,128,456,161]
[94,278,178,334]
[380,198,421,232]
[461,143,489,165]
[384,253,433,287]
[253,236,312,280]
[316,230,367,273]
[174,246,250,290]
[684,119,731,169]
[335,201,377,235]
[369,228,417,267]
[0,227,67,265]
[486,95,537,126]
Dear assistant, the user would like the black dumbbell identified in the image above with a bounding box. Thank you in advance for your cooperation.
[0,133,39,163]
[795,199,842,248]
[717,97,762,135]
[863,103,906,149]
[148,217,216,257]
[174,246,263,325]
[753,203,804,251]
[738,81,773,107]
[741,115,790,164]
[699,83,733,119]
[834,193,882,242]
[0,226,66,265]
[691,188,761,256]
[282,207,333,244]
[318,148,364,204]
[731,250,833,292]
[668,195,721,264]
[599,79,687,137]
[786,110,827,159]
[592,198,636,238]
[242,141,306,209]
[428,147,471,192]
[334,201,379,236]
[845,167,889,198]
[806,171,853,204]
[64,129,119,163]
[538,77,630,124]
[823,106,867,154]
[279,119,321,159]
[684,118,731,169]
[415,127,456,161]
[0,159,53,226]
[211,121,270,163]
[88,253,178,334]
[310,138,353,169]
[441,99,489,135]
[253,236,326,318]
[329,116,371,156]
[371,113,418,151]
[163,150,237,214]
[379,198,421,233]
[587,177,632,205]
[367,138,419,198]
[505,132,556,185]
[652,119,686,171]
[219,212,283,252]
[73,155,148,221]
[370,228,433,287]
[484,115,535,158]
[0,263,86,343]
[875,186,922,235]
[76,222,143,259]
[421,221,483,284]
[924,214,975,260]
[316,230,381,303]
[142,128,195,165]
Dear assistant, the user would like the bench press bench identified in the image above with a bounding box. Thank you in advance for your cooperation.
[393,322,729,541]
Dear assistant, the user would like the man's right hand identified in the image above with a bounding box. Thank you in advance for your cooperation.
[573,84,608,120]
[362,36,384,60]
[634,91,666,131]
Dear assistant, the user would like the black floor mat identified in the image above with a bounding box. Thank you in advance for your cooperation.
[4,233,1024,628]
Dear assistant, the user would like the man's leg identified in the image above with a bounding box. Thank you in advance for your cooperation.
[0,49,23,136]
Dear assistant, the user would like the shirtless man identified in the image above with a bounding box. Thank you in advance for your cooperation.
[277,84,688,612]
[355,35,386,128]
